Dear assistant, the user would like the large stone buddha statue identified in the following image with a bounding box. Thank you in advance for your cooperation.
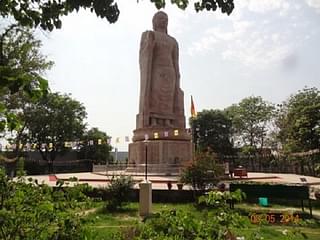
[128,11,192,173]
[136,11,185,131]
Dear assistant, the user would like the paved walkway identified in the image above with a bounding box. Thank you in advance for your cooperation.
[25,171,320,196]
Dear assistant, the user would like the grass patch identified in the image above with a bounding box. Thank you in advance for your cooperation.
[82,202,320,239]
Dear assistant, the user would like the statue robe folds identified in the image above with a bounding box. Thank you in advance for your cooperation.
[136,30,185,130]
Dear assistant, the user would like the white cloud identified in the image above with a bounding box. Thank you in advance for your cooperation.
[187,0,307,69]
[188,18,296,68]
[246,0,288,13]
[305,0,320,13]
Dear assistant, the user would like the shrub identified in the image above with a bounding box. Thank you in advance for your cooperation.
[105,175,134,211]
[115,209,250,240]
[180,152,224,190]
[198,189,246,209]
[0,167,90,240]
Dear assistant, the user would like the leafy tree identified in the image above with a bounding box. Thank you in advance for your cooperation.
[0,0,234,31]
[277,87,320,153]
[225,96,275,150]
[1,92,35,158]
[190,109,233,155]
[225,97,275,171]
[0,24,52,133]
[79,127,112,164]
[22,92,87,171]
[276,87,320,175]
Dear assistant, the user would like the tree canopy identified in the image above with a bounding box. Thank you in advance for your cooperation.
[0,24,52,132]
[23,92,87,166]
[277,87,320,153]
[79,127,112,164]
[225,96,275,151]
[0,0,234,31]
[190,109,233,155]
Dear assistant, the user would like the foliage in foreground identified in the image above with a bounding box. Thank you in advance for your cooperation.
[0,168,92,240]
[112,190,312,240]
[114,189,248,240]
[115,207,250,240]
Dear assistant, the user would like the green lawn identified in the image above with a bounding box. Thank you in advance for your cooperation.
[82,202,320,240]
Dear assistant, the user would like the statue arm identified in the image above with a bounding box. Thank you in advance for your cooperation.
[173,40,180,87]
[173,38,184,117]
[138,31,154,119]
[139,31,154,60]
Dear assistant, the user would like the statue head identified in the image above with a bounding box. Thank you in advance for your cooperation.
[152,11,168,33]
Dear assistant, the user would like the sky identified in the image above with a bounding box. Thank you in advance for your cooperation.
[36,0,320,151]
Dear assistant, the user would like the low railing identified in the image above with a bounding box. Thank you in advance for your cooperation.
[92,163,184,176]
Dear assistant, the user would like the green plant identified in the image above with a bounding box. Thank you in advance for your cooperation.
[105,175,134,211]
[198,189,246,209]
[0,167,92,239]
[16,157,26,177]
[116,208,251,240]
[180,152,224,190]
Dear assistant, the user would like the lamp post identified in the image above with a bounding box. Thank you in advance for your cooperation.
[144,141,148,181]
[144,134,149,180]
[139,135,151,217]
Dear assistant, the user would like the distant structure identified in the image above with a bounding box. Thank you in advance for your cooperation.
[128,11,192,174]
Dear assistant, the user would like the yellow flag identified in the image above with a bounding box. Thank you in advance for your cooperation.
[191,95,197,118]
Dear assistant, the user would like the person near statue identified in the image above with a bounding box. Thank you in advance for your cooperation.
[137,11,185,129]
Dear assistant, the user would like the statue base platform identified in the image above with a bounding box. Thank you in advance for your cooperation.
[128,139,192,174]
[126,164,183,175]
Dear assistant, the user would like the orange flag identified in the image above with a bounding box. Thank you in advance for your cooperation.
[191,95,197,118]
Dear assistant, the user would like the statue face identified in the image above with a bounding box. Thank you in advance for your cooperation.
[153,12,168,31]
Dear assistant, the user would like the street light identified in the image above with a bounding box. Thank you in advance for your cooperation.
[144,134,149,181]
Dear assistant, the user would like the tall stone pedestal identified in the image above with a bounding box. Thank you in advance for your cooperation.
[128,128,192,174]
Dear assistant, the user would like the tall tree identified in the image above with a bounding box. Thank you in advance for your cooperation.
[23,92,87,171]
[190,109,233,156]
[277,87,320,153]
[79,127,112,164]
[0,0,234,31]
[225,96,275,151]
[0,24,52,133]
